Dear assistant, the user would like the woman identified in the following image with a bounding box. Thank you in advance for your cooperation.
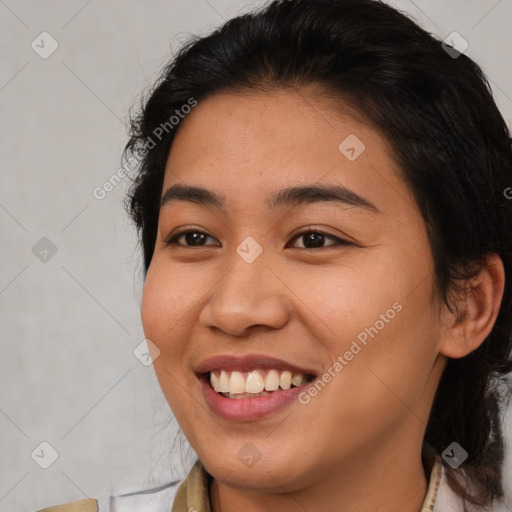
[38,0,512,510]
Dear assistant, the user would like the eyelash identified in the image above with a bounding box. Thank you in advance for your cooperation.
[163,227,352,250]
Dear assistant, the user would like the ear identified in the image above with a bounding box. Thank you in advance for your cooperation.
[439,254,505,359]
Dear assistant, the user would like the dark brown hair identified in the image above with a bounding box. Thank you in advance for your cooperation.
[124,0,512,508]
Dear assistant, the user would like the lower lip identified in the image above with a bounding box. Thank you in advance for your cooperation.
[200,377,307,421]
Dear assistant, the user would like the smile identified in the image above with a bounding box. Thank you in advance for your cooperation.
[209,369,312,398]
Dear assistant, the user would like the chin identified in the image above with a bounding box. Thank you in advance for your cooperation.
[200,448,312,493]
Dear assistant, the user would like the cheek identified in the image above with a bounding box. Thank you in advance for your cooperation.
[141,276,172,349]
[140,260,197,347]
[140,262,201,405]
[306,253,439,398]
[299,256,406,344]
[140,263,200,416]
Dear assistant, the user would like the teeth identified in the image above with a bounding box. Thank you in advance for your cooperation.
[264,369,279,391]
[280,370,292,390]
[245,371,265,393]
[209,368,308,396]
[227,391,271,399]
[210,372,220,391]
[218,370,230,392]
[229,371,246,394]
[292,373,305,387]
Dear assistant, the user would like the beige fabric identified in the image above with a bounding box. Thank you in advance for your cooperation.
[36,498,98,512]
[171,460,211,512]
[422,461,442,512]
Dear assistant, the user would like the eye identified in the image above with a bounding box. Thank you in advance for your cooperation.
[164,229,220,247]
[163,228,351,249]
[287,229,351,250]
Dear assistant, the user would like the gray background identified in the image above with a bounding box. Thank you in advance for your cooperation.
[1,1,511,511]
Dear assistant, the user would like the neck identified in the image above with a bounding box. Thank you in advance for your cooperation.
[209,439,430,512]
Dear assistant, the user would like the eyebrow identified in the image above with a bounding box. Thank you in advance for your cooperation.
[160,183,380,213]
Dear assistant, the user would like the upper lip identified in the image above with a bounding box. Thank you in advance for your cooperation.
[195,354,317,376]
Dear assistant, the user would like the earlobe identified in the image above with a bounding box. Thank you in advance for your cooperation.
[439,254,505,359]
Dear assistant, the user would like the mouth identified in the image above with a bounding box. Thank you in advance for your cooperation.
[200,368,316,399]
[196,354,317,398]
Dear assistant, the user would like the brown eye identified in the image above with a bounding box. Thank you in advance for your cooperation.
[165,230,220,247]
[288,230,350,249]
[164,228,351,250]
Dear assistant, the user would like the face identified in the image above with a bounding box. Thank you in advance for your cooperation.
[141,86,447,492]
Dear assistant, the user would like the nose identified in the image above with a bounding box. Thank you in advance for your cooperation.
[198,251,291,338]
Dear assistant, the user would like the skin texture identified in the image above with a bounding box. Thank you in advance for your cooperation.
[140,87,505,512]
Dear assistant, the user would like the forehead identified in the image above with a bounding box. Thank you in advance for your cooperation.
[161,88,410,214]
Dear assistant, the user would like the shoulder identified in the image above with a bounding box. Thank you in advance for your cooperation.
[433,462,464,512]
[35,498,99,512]
[432,461,504,512]
[35,479,184,512]
[105,478,184,511]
